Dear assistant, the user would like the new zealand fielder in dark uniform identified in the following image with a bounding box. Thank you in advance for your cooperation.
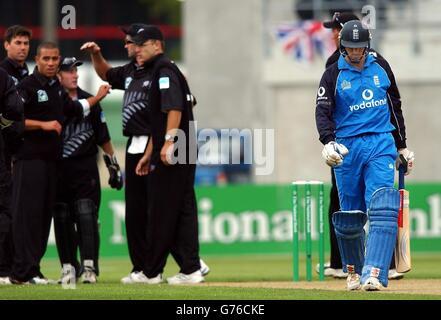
[133,26,204,284]
[80,27,154,282]
[54,57,122,284]
[0,68,23,285]
[0,25,31,284]
[81,25,209,283]
[0,25,30,167]
[11,42,110,284]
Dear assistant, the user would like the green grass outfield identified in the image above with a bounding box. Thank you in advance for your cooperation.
[1,253,440,300]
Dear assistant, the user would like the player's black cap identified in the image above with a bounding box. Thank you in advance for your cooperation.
[59,56,83,71]
[323,12,359,30]
[130,25,164,45]
[120,23,148,36]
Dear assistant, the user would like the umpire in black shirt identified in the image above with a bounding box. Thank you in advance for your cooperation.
[11,42,110,284]
[134,26,203,284]
[0,68,23,285]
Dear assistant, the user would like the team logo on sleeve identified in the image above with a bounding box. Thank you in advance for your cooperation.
[317,87,325,97]
[37,90,49,102]
[159,77,170,89]
[100,111,107,123]
[316,86,328,101]
[125,77,133,89]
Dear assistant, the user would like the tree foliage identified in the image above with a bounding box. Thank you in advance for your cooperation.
[138,0,182,25]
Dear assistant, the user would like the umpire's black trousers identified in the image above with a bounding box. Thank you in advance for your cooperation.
[125,137,149,272]
[329,169,342,269]
[11,159,56,282]
[144,163,200,278]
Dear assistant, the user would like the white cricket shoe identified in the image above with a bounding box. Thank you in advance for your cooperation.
[82,268,97,284]
[167,270,205,285]
[120,274,131,284]
[388,269,404,280]
[121,271,149,284]
[28,276,50,285]
[82,260,97,284]
[200,259,210,276]
[144,273,164,284]
[346,273,361,291]
[315,262,348,278]
[334,269,348,279]
[121,271,163,284]
[316,261,330,273]
[362,276,384,291]
[0,276,11,285]
[59,264,76,285]
[316,262,334,276]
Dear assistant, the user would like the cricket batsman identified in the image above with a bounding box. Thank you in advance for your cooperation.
[315,20,414,291]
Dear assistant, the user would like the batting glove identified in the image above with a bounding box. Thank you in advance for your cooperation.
[397,148,414,175]
[322,141,349,167]
[103,153,124,190]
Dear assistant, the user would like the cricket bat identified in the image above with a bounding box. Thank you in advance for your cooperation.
[395,155,411,273]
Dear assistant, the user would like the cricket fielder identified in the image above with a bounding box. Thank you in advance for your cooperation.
[315,20,414,291]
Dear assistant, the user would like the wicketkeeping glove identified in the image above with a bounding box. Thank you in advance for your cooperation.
[322,141,349,167]
[0,114,14,129]
[396,148,414,175]
[103,153,123,190]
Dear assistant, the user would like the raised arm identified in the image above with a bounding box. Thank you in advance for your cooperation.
[80,42,112,81]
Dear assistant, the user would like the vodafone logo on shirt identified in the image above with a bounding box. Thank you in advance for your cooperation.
[362,89,374,100]
[316,86,328,101]
[349,89,387,112]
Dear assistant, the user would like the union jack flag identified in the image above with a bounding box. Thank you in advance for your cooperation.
[275,20,336,63]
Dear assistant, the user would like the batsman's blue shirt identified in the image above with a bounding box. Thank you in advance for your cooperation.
[315,53,407,149]
[334,54,394,137]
